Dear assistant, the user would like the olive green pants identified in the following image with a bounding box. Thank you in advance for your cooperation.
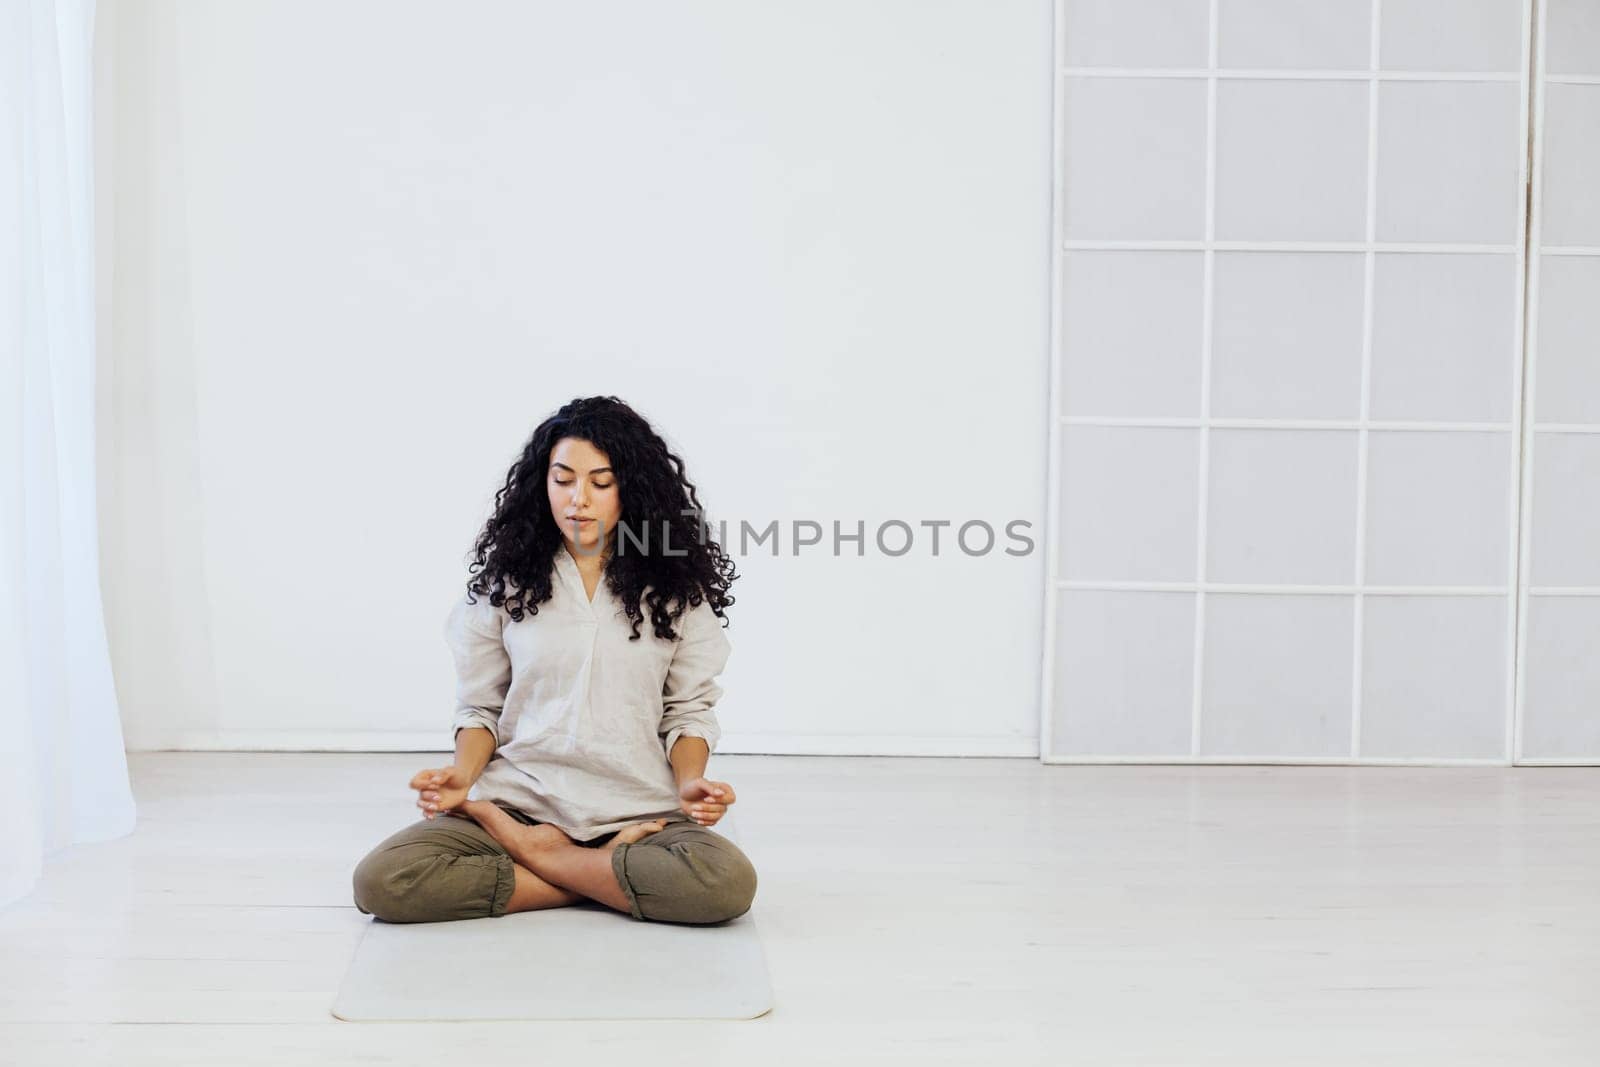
[351,802,757,925]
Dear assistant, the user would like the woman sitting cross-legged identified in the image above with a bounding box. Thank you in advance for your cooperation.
[352,396,756,926]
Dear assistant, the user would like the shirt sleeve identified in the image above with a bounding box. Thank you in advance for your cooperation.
[659,597,732,759]
[442,592,512,742]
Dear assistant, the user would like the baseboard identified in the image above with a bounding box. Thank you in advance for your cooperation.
[125,730,1042,757]
[1042,754,1517,766]
[129,733,1591,764]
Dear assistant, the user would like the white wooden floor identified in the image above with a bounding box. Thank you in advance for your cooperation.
[1,753,1596,1065]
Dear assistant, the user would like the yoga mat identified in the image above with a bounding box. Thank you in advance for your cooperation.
[332,815,773,1021]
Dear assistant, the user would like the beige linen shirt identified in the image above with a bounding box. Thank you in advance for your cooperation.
[444,548,732,842]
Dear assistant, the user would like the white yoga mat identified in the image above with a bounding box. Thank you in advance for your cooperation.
[332,817,773,1021]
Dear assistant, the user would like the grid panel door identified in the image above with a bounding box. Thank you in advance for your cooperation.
[1043,0,1533,763]
[1516,0,1600,764]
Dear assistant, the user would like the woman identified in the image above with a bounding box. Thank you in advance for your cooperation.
[352,396,756,925]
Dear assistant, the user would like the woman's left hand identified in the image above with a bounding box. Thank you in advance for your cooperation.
[679,777,737,826]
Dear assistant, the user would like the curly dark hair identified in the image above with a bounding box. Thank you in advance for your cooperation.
[463,396,736,640]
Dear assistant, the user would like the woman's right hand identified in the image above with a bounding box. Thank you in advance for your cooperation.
[409,764,473,819]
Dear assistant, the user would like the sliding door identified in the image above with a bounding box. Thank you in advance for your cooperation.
[1516,0,1600,764]
[1044,0,1533,763]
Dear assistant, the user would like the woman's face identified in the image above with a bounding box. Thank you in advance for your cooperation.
[547,436,621,557]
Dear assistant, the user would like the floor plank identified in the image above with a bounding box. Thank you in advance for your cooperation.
[0,753,1596,1064]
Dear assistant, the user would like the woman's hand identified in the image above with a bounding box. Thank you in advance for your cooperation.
[678,777,736,827]
[410,764,473,820]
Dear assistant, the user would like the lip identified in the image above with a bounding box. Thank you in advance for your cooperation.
[567,517,596,524]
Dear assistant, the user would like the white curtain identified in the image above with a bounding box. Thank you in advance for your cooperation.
[1,0,136,909]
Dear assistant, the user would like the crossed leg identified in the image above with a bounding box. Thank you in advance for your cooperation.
[451,799,666,916]
[353,801,755,924]
[505,861,584,913]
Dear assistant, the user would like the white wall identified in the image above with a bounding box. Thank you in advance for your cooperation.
[1044,0,1533,763]
[98,0,1054,753]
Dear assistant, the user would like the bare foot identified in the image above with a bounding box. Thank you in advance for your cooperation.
[457,801,666,862]
[457,799,573,861]
[600,819,670,854]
